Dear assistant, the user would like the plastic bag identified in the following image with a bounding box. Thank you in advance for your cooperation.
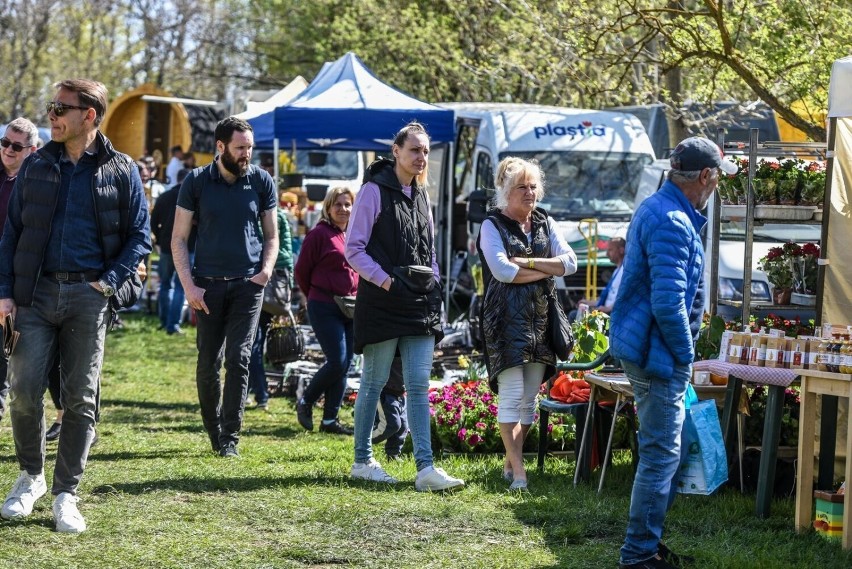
[677,384,728,495]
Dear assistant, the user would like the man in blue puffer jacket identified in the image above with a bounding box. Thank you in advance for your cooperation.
[611,137,737,569]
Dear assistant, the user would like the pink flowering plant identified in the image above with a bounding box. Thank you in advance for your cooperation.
[429,379,505,453]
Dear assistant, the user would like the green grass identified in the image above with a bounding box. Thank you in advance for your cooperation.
[1,313,850,568]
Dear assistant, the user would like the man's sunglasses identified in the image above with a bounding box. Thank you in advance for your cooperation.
[46,101,90,117]
[0,138,28,153]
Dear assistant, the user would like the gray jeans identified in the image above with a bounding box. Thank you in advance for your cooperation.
[9,277,109,496]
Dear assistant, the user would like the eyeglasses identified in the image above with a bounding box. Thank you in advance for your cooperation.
[46,101,90,117]
[0,138,27,153]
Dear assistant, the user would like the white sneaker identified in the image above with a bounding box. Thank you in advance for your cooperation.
[350,459,398,483]
[1,470,47,520]
[53,492,86,534]
[415,466,465,492]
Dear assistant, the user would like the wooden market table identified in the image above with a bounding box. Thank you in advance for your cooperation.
[793,368,852,549]
[693,359,799,518]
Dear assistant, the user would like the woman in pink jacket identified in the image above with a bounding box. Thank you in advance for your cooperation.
[294,187,359,434]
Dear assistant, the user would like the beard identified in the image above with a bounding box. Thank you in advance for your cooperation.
[221,147,249,177]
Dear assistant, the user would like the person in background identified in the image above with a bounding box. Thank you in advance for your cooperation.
[151,168,193,335]
[345,122,464,491]
[294,187,358,434]
[575,236,625,316]
[172,116,278,458]
[611,137,736,569]
[137,158,166,207]
[0,79,151,533]
[247,188,294,410]
[371,357,407,461]
[182,151,196,171]
[0,118,38,425]
[477,157,577,491]
[165,145,184,186]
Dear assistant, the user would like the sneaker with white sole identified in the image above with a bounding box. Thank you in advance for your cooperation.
[1,470,47,520]
[415,466,465,492]
[350,459,398,483]
[53,492,86,534]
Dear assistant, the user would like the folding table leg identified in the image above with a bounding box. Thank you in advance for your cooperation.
[756,384,785,518]
[597,393,624,494]
[574,385,597,486]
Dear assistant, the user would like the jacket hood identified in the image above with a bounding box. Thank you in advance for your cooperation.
[363,157,409,191]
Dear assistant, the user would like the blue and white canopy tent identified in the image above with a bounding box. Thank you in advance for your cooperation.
[247,52,455,151]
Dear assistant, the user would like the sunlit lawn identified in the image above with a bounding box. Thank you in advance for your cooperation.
[0,313,849,568]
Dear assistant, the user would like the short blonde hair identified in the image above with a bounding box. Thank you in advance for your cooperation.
[320,186,355,223]
[493,157,545,209]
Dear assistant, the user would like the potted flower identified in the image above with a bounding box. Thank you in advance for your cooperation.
[757,243,796,304]
[775,158,804,205]
[791,242,820,305]
[800,161,826,207]
[718,157,747,206]
[753,160,780,204]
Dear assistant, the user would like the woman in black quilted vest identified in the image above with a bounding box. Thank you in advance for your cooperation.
[345,122,464,492]
[477,157,577,490]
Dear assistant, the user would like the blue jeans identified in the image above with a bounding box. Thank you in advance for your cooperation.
[9,277,109,495]
[158,252,187,333]
[302,299,353,421]
[354,335,434,470]
[248,311,272,405]
[194,277,263,447]
[619,360,691,565]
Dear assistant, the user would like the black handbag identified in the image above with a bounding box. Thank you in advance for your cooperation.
[265,310,304,365]
[547,287,575,361]
[333,295,356,319]
[262,269,292,316]
[391,265,435,294]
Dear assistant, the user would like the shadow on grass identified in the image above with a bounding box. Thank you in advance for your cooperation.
[506,460,634,569]
[90,474,404,495]
[89,448,193,461]
[102,399,199,413]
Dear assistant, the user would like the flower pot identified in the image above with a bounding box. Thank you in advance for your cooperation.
[279,172,304,189]
[777,179,799,205]
[773,287,792,305]
[791,292,817,306]
[752,178,777,204]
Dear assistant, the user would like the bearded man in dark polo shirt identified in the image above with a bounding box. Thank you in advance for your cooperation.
[172,116,278,458]
[0,79,151,533]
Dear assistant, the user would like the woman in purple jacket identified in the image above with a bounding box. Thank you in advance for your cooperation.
[294,187,359,434]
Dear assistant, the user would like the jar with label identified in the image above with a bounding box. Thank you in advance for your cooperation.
[817,337,832,372]
[791,341,804,369]
[830,335,843,373]
[840,340,852,374]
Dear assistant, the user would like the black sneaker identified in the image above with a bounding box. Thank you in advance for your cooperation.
[45,422,62,442]
[296,401,313,431]
[318,420,353,435]
[658,542,695,568]
[219,443,239,458]
[619,554,677,569]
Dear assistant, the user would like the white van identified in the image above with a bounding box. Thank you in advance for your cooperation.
[436,103,656,303]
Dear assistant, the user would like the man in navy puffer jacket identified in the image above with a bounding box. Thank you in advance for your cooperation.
[611,137,737,569]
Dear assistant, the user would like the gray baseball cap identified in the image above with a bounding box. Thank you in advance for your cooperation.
[670,137,738,175]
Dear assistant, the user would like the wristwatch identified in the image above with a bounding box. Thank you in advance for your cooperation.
[527,258,535,270]
[98,280,115,297]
